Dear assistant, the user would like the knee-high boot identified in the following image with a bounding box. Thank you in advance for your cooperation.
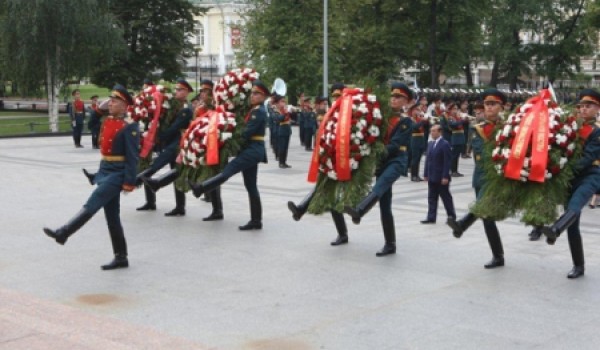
[143,169,179,193]
[567,231,585,279]
[43,208,94,245]
[203,187,224,221]
[239,194,262,230]
[330,211,348,246]
[376,214,396,256]
[101,223,129,270]
[189,173,228,198]
[82,168,96,186]
[344,192,380,224]
[542,210,578,245]
[165,189,186,216]
[483,219,504,269]
[287,188,316,221]
[136,185,156,211]
[447,212,477,238]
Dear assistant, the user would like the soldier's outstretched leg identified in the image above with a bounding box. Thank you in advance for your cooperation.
[541,210,578,245]
[447,212,477,238]
[344,192,379,225]
[143,169,179,193]
[287,188,316,221]
[203,187,224,221]
[82,168,95,186]
[330,211,348,246]
[188,173,228,198]
[566,219,585,279]
[136,185,156,211]
[376,191,396,256]
[43,208,94,245]
[483,219,504,269]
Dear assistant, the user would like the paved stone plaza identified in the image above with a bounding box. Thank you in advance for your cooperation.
[1,132,600,350]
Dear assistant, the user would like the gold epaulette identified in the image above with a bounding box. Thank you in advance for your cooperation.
[473,123,488,142]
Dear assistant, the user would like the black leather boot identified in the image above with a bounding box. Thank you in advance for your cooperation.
[165,189,186,217]
[376,214,396,257]
[43,208,94,245]
[102,224,129,270]
[143,169,179,193]
[136,185,157,211]
[135,168,154,187]
[330,211,348,246]
[528,226,542,241]
[288,189,316,221]
[344,192,379,225]
[567,230,585,279]
[203,187,224,221]
[483,219,504,269]
[82,168,95,185]
[410,163,422,182]
[189,173,228,198]
[447,212,477,238]
[542,210,578,245]
[239,194,262,230]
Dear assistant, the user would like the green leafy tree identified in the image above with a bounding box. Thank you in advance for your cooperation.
[0,0,123,131]
[91,0,206,90]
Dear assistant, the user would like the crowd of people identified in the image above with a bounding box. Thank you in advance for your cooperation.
[44,78,600,280]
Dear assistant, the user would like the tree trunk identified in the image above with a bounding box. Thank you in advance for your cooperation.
[490,60,499,87]
[428,0,438,88]
[464,63,473,87]
[47,48,60,132]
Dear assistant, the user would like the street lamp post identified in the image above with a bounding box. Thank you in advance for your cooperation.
[195,48,199,89]
[323,0,328,97]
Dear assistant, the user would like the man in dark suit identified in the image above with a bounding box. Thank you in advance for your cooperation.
[422,124,456,224]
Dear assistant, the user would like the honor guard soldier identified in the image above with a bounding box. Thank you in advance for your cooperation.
[287,85,349,246]
[344,82,414,256]
[447,88,506,269]
[87,95,103,149]
[43,85,139,270]
[297,92,306,146]
[447,103,466,177]
[274,95,292,168]
[409,104,427,181]
[188,80,269,230]
[542,89,600,279]
[70,89,86,148]
[303,97,317,151]
[138,79,194,216]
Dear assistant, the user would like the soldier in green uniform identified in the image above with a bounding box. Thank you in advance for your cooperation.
[409,104,427,182]
[542,89,600,279]
[447,103,466,177]
[344,83,413,256]
[303,97,317,151]
[447,89,506,269]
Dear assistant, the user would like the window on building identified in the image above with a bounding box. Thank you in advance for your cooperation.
[196,24,204,47]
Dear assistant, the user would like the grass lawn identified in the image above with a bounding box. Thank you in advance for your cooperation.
[0,114,73,136]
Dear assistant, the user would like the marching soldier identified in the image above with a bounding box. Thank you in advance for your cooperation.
[297,92,305,147]
[87,95,103,149]
[188,80,269,230]
[139,79,194,216]
[542,89,600,279]
[303,97,317,151]
[447,88,506,269]
[43,85,139,270]
[344,82,413,256]
[274,95,292,168]
[288,84,349,246]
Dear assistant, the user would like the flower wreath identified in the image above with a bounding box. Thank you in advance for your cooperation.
[307,88,386,214]
[471,90,581,226]
[175,68,259,191]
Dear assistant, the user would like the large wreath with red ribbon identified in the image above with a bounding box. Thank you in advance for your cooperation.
[307,88,385,214]
[175,68,259,190]
[471,89,581,226]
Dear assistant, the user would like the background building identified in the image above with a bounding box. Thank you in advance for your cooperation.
[186,1,248,86]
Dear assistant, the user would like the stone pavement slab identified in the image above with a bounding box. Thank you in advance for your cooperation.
[1,132,600,350]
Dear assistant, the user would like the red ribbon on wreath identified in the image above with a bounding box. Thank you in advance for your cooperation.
[504,89,550,183]
[205,106,224,166]
[140,91,163,158]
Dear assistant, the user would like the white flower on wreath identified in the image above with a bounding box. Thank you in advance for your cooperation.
[221,132,233,141]
[328,170,338,180]
[357,103,369,114]
[350,158,359,170]
[354,130,364,140]
[373,109,382,120]
[502,125,511,137]
[567,143,576,151]
[559,157,568,168]
[523,157,530,168]
[502,148,510,158]
[368,125,380,137]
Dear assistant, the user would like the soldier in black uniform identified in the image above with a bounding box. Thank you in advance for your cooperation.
[303,97,317,151]
[43,85,139,270]
[542,89,600,279]
[188,80,269,230]
[344,83,413,256]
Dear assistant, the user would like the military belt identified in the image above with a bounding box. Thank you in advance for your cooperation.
[593,160,600,166]
[250,136,265,141]
[475,155,481,161]
[102,155,125,162]
[399,146,407,151]
[279,121,290,125]
[452,130,464,134]
[412,133,424,136]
